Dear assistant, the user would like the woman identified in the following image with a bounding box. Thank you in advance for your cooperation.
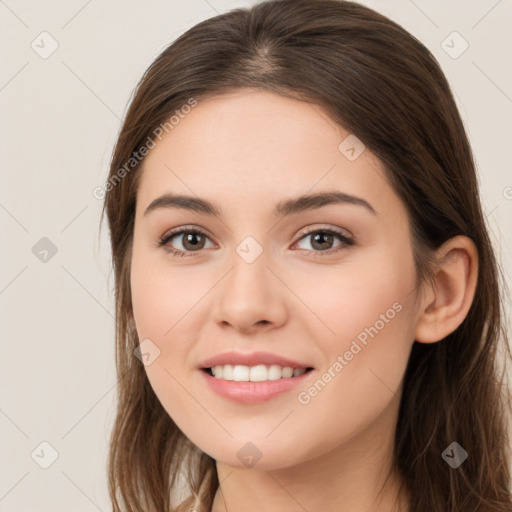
[101,0,512,510]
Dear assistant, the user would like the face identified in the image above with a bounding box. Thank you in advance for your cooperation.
[130,89,421,470]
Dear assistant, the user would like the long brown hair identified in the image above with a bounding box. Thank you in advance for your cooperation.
[101,1,512,510]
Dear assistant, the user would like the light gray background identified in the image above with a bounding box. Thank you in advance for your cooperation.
[1,0,511,510]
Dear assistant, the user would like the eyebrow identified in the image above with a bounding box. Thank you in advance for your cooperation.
[143,190,377,218]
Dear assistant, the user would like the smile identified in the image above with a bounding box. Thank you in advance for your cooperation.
[205,364,312,381]
[200,365,314,404]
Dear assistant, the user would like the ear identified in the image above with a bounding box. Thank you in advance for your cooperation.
[414,235,478,343]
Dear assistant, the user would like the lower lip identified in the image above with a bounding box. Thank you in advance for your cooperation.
[200,368,314,404]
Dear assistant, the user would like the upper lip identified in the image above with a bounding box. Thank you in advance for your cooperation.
[198,351,313,370]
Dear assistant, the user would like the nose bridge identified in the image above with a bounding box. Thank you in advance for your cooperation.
[213,235,287,331]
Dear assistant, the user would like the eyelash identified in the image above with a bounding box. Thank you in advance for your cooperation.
[157,225,354,258]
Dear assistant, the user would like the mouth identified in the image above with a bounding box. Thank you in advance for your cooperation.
[197,351,315,403]
[200,364,315,404]
[200,365,316,405]
[201,364,314,382]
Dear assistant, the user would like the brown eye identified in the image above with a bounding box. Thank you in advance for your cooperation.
[180,231,207,251]
[158,229,214,256]
[295,229,353,254]
[310,232,335,251]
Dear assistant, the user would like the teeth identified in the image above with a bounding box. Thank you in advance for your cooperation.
[210,364,307,381]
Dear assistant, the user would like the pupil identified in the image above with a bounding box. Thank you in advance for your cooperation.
[184,232,204,250]
[313,232,332,250]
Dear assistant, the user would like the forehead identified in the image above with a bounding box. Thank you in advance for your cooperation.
[136,89,398,219]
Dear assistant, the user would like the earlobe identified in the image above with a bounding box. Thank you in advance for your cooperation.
[414,235,478,344]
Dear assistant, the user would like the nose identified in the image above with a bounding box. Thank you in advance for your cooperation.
[212,249,288,334]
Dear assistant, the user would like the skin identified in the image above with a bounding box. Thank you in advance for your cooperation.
[129,89,478,512]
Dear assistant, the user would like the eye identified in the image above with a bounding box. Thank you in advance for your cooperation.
[157,226,354,257]
[293,227,354,256]
[157,227,214,257]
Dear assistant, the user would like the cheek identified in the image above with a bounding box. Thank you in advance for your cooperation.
[129,247,216,430]
[289,247,417,448]
[306,252,414,450]
[290,240,416,357]
[130,246,203,341]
